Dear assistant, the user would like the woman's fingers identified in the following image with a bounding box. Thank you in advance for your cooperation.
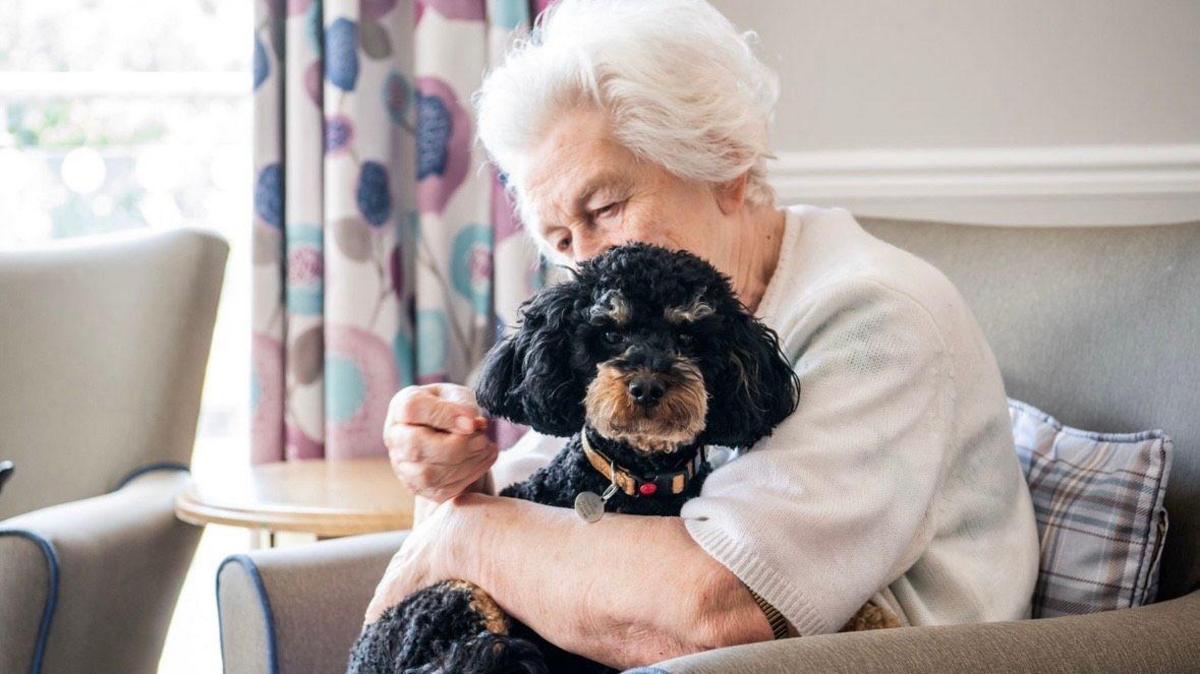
[384,423,494,465]
[392,444,493,493]
[385,425,498,500]
[364,543,420,625]
[427,382,479,407]
[420,442,499,498]
[380,384,496,502]
[365,585,403,625]
[387,385,485,435]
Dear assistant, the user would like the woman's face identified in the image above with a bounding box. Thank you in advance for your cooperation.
[521,106,735,268]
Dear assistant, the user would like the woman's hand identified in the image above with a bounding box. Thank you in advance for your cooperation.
[383,383,498,503]
[363,494,482,625]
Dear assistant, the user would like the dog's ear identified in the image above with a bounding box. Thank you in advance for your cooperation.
[474,277,589,436]
[474,327,525,425]
[701,312,800,448]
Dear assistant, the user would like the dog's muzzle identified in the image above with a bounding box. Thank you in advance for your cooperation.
[584,358,708,453]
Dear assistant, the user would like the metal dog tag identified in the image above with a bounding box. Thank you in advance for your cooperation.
[574,491,605,523]
[575,482,619,523]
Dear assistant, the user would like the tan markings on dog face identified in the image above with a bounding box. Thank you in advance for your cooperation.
[728,347,762,408]
[664,292,714,324]
[584,360,708,453]
[589,289,632,325]
[447,580,509,635]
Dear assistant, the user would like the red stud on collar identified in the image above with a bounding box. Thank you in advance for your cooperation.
[638,483,658,497]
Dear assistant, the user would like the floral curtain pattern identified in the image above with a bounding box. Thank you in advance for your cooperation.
[251,0,552,463]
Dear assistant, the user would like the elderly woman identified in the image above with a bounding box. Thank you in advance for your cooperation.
[366,0,1039,669]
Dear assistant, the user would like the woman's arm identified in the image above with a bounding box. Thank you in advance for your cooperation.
[412,426,564,526]
[447,492,774,669]
[411,472,492,526]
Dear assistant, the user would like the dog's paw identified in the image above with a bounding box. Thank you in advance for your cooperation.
[839,601,904,631]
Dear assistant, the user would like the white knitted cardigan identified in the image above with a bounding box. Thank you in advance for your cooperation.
[491,204,1040,634]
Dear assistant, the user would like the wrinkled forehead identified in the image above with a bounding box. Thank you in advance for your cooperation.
[520,163,576,236]
[519,113,640,239]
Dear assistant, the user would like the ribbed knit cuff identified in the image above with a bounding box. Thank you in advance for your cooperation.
[685,517,831,636]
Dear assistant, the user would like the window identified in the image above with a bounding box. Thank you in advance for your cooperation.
[1,0,251,458]
[1,2,253,670]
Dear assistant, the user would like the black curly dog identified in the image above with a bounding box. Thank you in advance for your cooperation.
[348,243,799,674]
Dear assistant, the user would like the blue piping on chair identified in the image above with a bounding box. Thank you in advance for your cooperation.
[217,554,280,674]
[112,462,190,492]
[0,529,60,674]
[0,463,186,672]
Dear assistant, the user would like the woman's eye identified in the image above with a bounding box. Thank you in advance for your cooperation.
[593,200,624,221]
[603,331,623,345]
[555,237,571,253]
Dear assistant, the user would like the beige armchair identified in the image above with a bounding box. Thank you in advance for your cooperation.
[217,218,1200,673]
[0,227,228,674]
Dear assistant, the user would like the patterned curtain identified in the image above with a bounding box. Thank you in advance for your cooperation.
[250,0,553,464]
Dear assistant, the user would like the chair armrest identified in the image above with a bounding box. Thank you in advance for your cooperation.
[0,469,199,674]
[217,530,406,674]
[644,590,1200,673]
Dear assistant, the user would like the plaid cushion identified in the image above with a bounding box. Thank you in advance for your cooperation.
[1010,399,1173,618]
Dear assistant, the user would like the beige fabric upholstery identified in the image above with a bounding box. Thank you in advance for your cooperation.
[1,471,201,674]
[217,559,276,674]
[655,591,1200,673]
[0,530,49,673]
[0,226,227,673]
[0,227,228,520]
[216,219,1200,672]
[860,218,1200,601]
[217,531,405,674]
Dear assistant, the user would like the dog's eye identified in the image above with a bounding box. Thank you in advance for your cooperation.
[677,333,695,347]
[603,331,624,345]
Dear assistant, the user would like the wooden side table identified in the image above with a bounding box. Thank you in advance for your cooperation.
[175,458,414,545]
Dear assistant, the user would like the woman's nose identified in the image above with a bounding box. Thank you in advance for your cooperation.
[572,232,618,263]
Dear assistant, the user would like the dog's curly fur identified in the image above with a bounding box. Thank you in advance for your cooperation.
[348,244,802,674]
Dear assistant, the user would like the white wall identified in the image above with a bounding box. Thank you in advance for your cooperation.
[711,0,1200,225]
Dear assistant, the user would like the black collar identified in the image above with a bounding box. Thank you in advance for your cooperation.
[580,428,706,497]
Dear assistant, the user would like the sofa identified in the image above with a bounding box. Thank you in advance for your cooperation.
[217,217,1200,673]
[0,227,229,674]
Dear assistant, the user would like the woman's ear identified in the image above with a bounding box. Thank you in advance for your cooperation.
[473,277,589,436]
[714,171,750,216]
[701,313,799,448]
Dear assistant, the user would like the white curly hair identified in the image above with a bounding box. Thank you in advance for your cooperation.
[474,0,780,232]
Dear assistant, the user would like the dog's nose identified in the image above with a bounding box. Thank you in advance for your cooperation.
[628,377,665,407]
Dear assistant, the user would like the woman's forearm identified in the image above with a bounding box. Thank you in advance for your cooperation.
[412,472,494,526]
[448,493,773,668]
